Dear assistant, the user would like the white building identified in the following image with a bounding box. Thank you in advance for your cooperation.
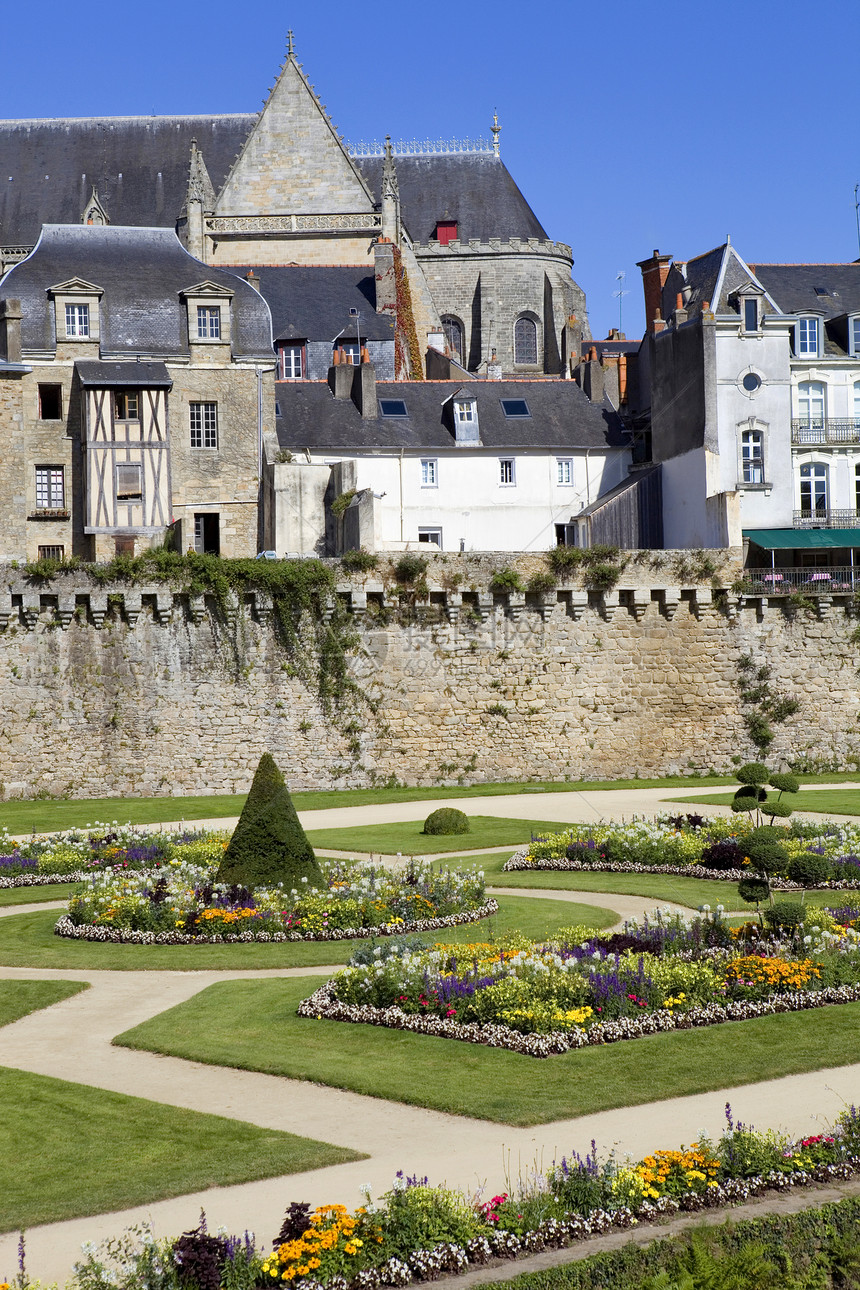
[639,243,860,575]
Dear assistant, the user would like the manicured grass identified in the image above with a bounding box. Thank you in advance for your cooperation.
[671,789,860,818]
[0,979,87,1026]
[115,977,860,1127]
[0,1065,361,1232]
[305,817,573,856]
[0,896,610,971]
[0,882,79,906]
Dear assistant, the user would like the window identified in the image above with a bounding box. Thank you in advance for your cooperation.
[557,458,573,485]
[35,466,64,509]
[434,221,458,245]
[197,305,221,340]
[500,399,530,417]
[855,464,860,515]
[335,340,360,364]
[441,316,464,363]
[194,513,220,556]
[743,298,758,332]
[800,463,828,516]
[420,458,437,487]
[37,545,64,560]
[454,400,474,423]
[741,430,764,483]
[852,318,860,356]
[278,343,305,380]
[797,381,826,432]
[65,303,89,338]
[418,528,442,547]
[115,463,142,500]
[114,391,139,421]
[796,317,820,356]
[854,382,860,428]
[499,458,515,486]
[190,402,218,449]
[742,372,762,392]
[38,385,62,420]
[514,316,538,365]
[379,399,409,417]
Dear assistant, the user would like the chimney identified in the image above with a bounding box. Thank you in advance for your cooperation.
[618,352,628,405]
[674,291,688,326]
[0,298,22,363]
[244,270,261,292]
[352,359,377,419]
[652,308,667,336]
[582,349,604,403]
[328,357,353,400]
[636,248,673,332]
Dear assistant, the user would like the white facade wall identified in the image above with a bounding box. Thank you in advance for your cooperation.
[789,359,860,517]
[309,447,631,552]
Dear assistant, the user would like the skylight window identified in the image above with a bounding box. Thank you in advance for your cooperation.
[379,399,409,417]
[500,398,531,418]
[813,286,829,296]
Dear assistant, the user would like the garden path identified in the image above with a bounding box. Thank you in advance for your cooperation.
[2,785,860,1284]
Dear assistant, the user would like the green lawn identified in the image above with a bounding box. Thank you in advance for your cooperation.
[671,788,860,818]
[0,896,610,971]
[0,881,79,906]
[0,1065,361,1232]
[0,979,87,1025]
[305,816,572,855]
[115,977,860,1127]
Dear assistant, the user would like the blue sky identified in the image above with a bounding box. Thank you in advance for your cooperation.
[3,0,860,340]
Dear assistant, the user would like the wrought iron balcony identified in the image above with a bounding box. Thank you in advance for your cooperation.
[793,509,860,529]
[741,566,860,593]
[791,419,860,445]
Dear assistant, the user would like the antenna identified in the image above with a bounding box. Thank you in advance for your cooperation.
[855,184,860,260]
[612,270,629,334]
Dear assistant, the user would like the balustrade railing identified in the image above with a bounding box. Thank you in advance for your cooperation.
[791,419,860,444]
[793,509,860,529]
[742,565,860,593]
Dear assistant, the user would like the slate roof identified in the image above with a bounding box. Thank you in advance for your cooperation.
[0,115,253,247]
[753,264,860,320]
[359,153,549,244]
[225,266,394,342]
[275,379,627,453]
[76,360,172,387]
[0,225,273,359]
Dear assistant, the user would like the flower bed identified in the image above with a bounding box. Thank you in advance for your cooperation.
[297,906,860,1056]
[503,815,860,889]
[0,821,213,888]
[56,857,493,945]
[66,1103,860,1290]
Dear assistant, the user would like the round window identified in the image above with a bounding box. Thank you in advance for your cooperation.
[742,372,762,392]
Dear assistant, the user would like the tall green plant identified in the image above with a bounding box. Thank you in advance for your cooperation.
[216,753,322,890]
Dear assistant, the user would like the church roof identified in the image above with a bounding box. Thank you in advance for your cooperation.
[275,379,627,452]
[0,115,252,247]
[359,153,549,243]
[1,224,273,359]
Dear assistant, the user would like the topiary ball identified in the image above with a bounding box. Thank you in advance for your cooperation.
[763,901,806,932]
[422,807,470,836]
[736,762,771,786]
[786,853,830,888]
[738,877,770,905]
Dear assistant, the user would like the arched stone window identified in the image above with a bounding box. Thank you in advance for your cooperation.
[514,315,538,365]
[441,316,464,365]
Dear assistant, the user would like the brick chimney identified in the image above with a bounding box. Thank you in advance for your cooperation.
[244,270,261,292]
[582,346,604,403]
[674,291,688,326]
[636,249,673,333]
[352,359,377,419]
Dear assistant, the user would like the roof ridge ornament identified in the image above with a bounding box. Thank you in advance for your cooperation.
[81,185,109,226]
[348,136,493,157]
[491,109,501,157]
[287,29,295,56]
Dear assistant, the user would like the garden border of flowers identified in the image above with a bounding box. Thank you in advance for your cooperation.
[53,900,500,946]
[297,976,860,1058]
[0,871,90,889]
[502,845,860,890]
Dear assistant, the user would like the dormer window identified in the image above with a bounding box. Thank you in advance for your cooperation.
[65,303,89,338]
[197,305,221,340]
[851,318,860,357]
[796,317,820,357]
[454,399,474,423]
[182,281,233,347]
[50,278,103,345]
[435,221,458,245]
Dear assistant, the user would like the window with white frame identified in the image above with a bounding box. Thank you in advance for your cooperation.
[65,303,89,338]
[418,528,442,547]
[855,463,860,515]
[420,458,437,487]
[854,381,860,428]
[190,402,218,449]
[499,458,515,485]
[796,317,820,356]
[35,466,64,509]
[800,462,828,516]
[556,458,573,486]
[741,429,764,483]
[279,343,305,380]
[852,318,860,357]
[454,399,474,423]
[196,305,221,340]
[797,381,826,431]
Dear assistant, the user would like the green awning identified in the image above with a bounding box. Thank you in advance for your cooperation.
[744,528,860,549]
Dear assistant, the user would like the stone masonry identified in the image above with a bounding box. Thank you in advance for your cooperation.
[0,554,857,799]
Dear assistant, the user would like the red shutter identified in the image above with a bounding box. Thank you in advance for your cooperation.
[435,221,458,245]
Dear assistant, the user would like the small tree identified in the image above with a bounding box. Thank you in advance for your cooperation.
[732,763,801,919]
[216,753,323,890]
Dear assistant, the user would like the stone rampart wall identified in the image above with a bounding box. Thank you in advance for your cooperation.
[0,564,857,798]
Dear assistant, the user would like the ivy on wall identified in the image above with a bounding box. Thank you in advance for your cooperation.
[392,246,424,380]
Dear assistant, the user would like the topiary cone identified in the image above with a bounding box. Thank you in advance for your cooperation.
[217,753,323,890]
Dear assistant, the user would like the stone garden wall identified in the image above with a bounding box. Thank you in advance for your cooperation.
[0,554,857,798]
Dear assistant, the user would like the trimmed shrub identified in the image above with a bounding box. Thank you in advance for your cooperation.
[738,877,770,904]
[422,807,470,836]
[700,840,745,871]
[786,853,831,887]
[216,753,323,889]
[745,837,789,875]
[763,900,806,931]
[770,771,800,794]
[736,762,770,785]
